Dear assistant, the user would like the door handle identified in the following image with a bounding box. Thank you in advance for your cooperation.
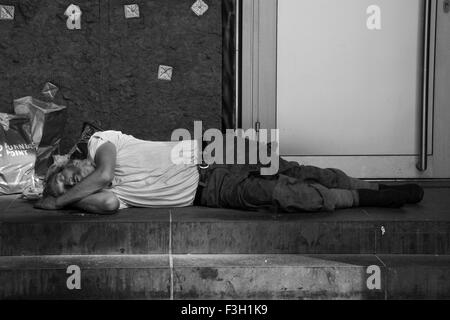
[444,0,450,13]
[417,0,432,172]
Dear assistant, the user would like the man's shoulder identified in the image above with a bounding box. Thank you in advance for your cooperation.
[94,130,123,137]
[89,130,127,143]
[87,130,126,161]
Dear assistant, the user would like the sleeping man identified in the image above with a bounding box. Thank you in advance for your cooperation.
[35,130,424,214]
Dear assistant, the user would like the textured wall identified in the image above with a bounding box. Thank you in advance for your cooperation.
[0,0,224,151]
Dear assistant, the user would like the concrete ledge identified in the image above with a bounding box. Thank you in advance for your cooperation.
[0,255,170,299]
[172,254,383,300]
[0,221,170,255]
[381,255,450,299]
[171,217,377,254]
[1,189,450,255]
[0,254,449,299]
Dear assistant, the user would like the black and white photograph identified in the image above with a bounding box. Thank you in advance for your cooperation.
[0,0,449,307]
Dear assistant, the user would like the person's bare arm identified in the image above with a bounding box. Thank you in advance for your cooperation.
[54,142,117,209]
[71,190,120,215]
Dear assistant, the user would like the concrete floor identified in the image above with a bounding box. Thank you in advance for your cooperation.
[1,187,449,223]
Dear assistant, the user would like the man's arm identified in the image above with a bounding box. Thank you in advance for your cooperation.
[72,191,120,215]
[55,141,117,208]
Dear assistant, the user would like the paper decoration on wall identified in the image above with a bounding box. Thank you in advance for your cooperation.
[124,4,140,19]
[0,5,14,20]
[64,4,82,30]
[191,0,208,16]
[158,65,173,81]
[42,82,59,99]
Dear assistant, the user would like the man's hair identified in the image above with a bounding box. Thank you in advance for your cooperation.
[43,164,65,198]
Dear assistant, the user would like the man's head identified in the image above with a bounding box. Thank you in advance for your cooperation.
[43,159,95,197]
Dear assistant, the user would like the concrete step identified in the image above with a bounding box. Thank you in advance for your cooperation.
[1,204,449,255]
[1,189,450,255]
[0,254,449,299]
[171,207,450,255]
[0,199,171,256]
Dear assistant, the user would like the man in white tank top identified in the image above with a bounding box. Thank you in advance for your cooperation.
[35,131,424,214]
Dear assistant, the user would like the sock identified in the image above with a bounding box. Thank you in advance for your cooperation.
[378,184,424,204]
[357,189,408,208]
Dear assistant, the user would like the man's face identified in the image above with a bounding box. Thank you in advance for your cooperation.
[50,160,95,196]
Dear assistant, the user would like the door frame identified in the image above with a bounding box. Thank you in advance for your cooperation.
[241,0,277,132]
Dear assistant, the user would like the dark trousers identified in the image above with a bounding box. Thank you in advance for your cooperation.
[197,160,378,213]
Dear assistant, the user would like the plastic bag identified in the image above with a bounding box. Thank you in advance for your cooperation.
[0,113,37,195]
[69,122,103,160]
[14,96,67,178]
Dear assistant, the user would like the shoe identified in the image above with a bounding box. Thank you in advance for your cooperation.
[358,189,408,208]
[379,184,424,204]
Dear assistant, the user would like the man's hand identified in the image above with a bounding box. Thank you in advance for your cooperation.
[54,142,116,208]
[34,196,62,210]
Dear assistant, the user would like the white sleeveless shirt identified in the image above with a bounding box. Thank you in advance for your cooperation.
[88,130,199,209]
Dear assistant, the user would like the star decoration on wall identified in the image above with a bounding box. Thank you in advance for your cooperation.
[0,5,14,20]
[191,0,208,16]
[158,65,173,81]
[42,82,59,99]
[124,4,140,19]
